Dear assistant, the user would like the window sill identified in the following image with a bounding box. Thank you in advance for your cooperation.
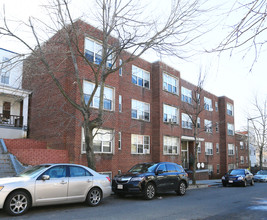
[163,89,179,97]
[132,118,150,123]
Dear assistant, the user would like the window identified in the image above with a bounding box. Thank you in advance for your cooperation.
[215,122,219,132]
[204,97,212,111]
[84,37,113,67]
[44,166,67,179]
[163,73,179,95]
[0,57,10,85]
[81,128,114,154]
[118,132,121,150]
[197,142,201,153]
[215,102,218,111]
[208,164,213,174]
[131,99,150,121]
[163,104,179,124]
[217,164,220,174]
[69,166,92,177]
[228,164,235,171]
[205,142,213,155]
[216,143,219,153]
[240,141,244,149]
[204,119,213,133]
[131,134,150,154]
[132,65,150,89]
[240,156,244,164]
[246,156,248,164]
[163,136,179,155]
[227,123,234,135]
[119,59,122,76]
[228,144,235,155]
[227,103,234,116]
[119,95,122,112]
[83,81,114,111]
[181,87,192,104]
[182,113,192,129]
[197,117,200,128]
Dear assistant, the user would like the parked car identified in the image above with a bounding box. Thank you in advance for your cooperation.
[221,169,254,187]
[112,162,189,200]
[0,163,111,216]
[254,170,267,182]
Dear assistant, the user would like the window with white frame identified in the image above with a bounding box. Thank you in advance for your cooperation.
[228,144,235,155]
[131,99,150,121]
[119,95,122,112]
[84,37,113,67]
[205,119,213,133]
[131,134,150,154]
[182,113,192,129]
[163,104,178,124]
[132,65,150,89]
[83,81,114,111]
[181,87,192,104]
[240,141,244,149]
[227,103,234,116]
[227,123,234,135]
[119,59,122,76]
[204,97,212,111]
[163,136,179,155]
[118,132,121,150]
[246,156,248,163]
[197,142,201,153]
[215,102,218,111]
[0,57,10,84]
[197,117,200,128]
[240,156,244,164]
[81,128,113,154]
[163,73,179,95]
[205,142,213,155]
[216,143,219,153]
[208,164,213,173]
[228,163,235,171]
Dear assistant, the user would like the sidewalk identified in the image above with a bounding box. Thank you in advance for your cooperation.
[188,179,221,189]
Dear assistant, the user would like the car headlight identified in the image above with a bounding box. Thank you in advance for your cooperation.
[130,177,144,182]
[237,176,244,180]
[0,186,4,191]
[222,176,225,180]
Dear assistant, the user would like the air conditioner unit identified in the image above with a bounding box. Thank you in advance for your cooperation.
[168,119,172,123]
[144,149,150,154]
[139,115,144,120]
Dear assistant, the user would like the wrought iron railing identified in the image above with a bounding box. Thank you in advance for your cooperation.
[0,114,23,127]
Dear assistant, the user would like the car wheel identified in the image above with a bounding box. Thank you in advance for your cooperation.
[243,179,247,187]
[176,181,187,196]
[86,188,102,206]
[251,179,254,186]
[144,182,156,200]
[4,191,30,216]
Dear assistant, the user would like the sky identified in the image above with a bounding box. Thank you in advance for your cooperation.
[0,0,266,131]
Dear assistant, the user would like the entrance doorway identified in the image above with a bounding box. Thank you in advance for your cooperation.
[181,141,189,169]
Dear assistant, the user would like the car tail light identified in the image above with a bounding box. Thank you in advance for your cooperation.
[106,177,111,182]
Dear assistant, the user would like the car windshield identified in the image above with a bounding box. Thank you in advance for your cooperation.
[257,170,267,175]
[229,169,245,175]
[128,163,157,174]
[16,165,51,177]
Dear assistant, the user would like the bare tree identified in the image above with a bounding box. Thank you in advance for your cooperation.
[181,72,206,185]
[248,96,267,170]
[0,0,208,170]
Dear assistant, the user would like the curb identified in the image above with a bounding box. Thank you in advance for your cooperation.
[188,184,209,190]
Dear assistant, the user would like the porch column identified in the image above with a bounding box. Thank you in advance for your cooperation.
[22,95,29,130]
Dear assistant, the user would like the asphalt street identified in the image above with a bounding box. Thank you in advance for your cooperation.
[0,182,266,220]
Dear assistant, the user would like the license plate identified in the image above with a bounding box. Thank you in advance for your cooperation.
[229,180,233,183]
[117,184,123,189]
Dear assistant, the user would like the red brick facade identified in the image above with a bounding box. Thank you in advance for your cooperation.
[20,20,247,178]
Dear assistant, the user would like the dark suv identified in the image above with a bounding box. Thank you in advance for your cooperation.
[112,162,189,200]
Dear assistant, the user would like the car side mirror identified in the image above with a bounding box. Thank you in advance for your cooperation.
[41,175,50,180]
[156,170,164,175]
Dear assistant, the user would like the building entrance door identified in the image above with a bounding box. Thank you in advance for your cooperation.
[181,141,189,169]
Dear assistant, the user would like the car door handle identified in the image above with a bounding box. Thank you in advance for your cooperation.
[87,179,92,183]
[60,181,67,185]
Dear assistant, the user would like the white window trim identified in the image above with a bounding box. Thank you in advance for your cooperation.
[131,134,150,154]
[131,99,150,122]
[227,103,234,116]
[205,142,213,155]
[119,95,122,112]
[163,136,180,155]
[182,113,192,129]
[163,72,179,95]
[227,123,234,136]
[205,119,213,133]
[204,97,213,111]
[228,144,235,155]
[118,132,121,150]
[181,86,192,104]
[163,104,179,124]
[132,65,150,89]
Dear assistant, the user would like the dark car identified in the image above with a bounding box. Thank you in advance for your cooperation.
[112,162,189,200]
[221,169,254,187]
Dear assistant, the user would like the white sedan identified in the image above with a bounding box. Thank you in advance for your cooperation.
[0,163,111,216]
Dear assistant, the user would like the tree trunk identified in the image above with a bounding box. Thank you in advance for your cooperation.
[259,145,263,170]
[84,124,96,170]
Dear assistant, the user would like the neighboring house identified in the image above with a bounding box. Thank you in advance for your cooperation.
[0,48,31,138]
[22,20,238,178]
[235,131,250,169]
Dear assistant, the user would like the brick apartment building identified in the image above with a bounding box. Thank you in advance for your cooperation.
[22,20,241,179]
